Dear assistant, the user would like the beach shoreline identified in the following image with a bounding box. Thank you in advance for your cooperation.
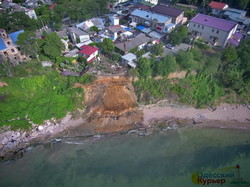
[0,103,250,161]
[142,103,250,129]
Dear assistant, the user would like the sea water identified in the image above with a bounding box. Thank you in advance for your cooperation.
[0,127,250,187]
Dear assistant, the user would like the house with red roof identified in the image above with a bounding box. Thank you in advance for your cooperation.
[208,1,228,16]
[188,14,238,47]
[78,45,99,63]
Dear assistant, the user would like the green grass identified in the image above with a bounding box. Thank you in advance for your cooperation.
[0,120,32,131]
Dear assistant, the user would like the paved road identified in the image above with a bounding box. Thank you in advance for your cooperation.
[164,43,192,55]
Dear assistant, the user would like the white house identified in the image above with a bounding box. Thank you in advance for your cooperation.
[78,45,99,63]
[188,14,238,47]
[208,1,228,16]
[121,53,137,68]
[133,0,158,6]
[67,27,90,44]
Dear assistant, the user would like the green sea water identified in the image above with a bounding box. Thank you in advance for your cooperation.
[0,127,250,187]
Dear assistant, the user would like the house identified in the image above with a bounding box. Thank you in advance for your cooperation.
[133,0,158,6]
[106,25,127,40]
[121,53,137,68]
[67,27,90,44]
[208,1,228,16]
[150,4,185,26]
[221,8,250,25]
[188,14,238,47]
[109,15,119,26]
[0,29,27,65]
[130,9,172,33]
[76,18,105,31]
[115,33,151,53]
[78,45,99,63]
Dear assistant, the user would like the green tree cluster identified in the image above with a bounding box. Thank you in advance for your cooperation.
[150,43,164,56]
[0,12,41,33]
[168,26,188,46]
[17,31,64,62]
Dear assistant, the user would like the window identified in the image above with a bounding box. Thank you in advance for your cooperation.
[198,25,200,28]
[11,49,15,53]
[212,29,214,32]
[202,26,204,29]
[7,42,11,45]
[194,24,196,27]
[216,30,219,34]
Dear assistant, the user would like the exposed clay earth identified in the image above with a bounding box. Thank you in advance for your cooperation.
[74,76,143,133]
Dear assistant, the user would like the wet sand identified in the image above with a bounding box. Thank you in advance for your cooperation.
[143,104,250,129]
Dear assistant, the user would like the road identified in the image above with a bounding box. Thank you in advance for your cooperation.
[164,43,192,55]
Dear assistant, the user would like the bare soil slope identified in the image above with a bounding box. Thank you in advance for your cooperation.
[75,76,143,133]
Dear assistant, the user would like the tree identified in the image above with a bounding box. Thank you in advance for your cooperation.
[40,32,64,60]
[150,43,164,56]
[17,31,40,61]
[101,38,115,53]
[236,0,249,9]
[176,50,196,70]
[221,59,245,92]
[156,54,177,76]
[168,26,188,46]
[138,58,152,78]
[222,46,238,62]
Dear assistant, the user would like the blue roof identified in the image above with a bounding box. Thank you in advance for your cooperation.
[9,30,24,45]
[125,28,131,31]
[0,38,7,50]
[136,25,145,30]
[110,36,115,40]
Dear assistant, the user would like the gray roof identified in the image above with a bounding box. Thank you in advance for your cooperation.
[122,53,137,61]
[131,9,170,23]
[115,33,150,52]
[68,27,88,36]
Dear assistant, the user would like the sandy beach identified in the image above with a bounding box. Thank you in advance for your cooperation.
[143,103,250,128]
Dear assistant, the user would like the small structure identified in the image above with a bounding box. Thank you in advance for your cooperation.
[67,27,90,44]
[208,1,228,16]
[78,45,99,63]
[25,8,37,19]
[109,15,119,26]
[188,14,238,47]
[227,32,244,47]
[121,53,137,68]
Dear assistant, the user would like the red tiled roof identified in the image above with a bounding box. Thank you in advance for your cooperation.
[79,45,98,56]
[208,1,227,10]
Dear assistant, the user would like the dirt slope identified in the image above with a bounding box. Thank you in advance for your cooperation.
[75,76,143,133]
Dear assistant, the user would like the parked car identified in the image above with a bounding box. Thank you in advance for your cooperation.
[166,44,174,50]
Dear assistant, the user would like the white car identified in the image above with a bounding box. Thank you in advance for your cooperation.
[166,44,174,50]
